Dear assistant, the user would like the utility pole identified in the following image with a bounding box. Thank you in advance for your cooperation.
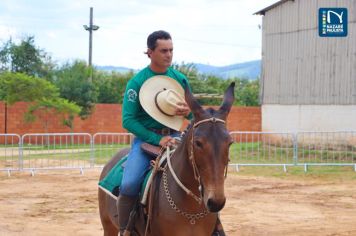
[4,103,7,134]
[83,7,99,83]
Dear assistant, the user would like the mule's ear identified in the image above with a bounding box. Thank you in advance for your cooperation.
[218,82,235,119]
[184,80,204,118]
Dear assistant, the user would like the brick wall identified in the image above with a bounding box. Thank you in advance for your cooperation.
[227,106,261,131]
[0,102,261,135]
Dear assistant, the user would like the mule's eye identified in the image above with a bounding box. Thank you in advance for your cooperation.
[195,140,203,148]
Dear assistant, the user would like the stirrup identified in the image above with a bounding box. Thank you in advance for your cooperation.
[212,216,226,236]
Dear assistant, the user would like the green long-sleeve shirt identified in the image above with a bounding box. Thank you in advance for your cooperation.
[122,66,192,145]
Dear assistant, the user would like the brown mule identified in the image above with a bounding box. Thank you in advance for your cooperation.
[98,82,235,236]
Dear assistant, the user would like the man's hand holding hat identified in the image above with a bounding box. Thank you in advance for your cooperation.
[175,101,190,117]
[139,75,191,131]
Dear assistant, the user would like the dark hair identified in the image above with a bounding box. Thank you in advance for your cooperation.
[147,30,171,50]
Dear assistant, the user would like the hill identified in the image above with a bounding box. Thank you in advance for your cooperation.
[95,65,134,74]
[194,60,260,80]
[96,60,261,80]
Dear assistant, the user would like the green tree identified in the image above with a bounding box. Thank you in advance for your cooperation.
[174,62,260,106]
[232,78,260,106]
[0,72,81,132]
[25,98,81,132]
[172,62,201,90]
[54,60,98,118]
[0,72,58,104]
[172,62,198,80]
[173,63,225,105]
[0,36,55,78]
[94,70,133,104]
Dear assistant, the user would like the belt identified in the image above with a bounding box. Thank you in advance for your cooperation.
[148,127,175,136]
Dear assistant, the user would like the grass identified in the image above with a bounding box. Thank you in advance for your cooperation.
[229,165,356,181]
[1,142,356,172]
[229,142,356,164]
[0,144,130,167]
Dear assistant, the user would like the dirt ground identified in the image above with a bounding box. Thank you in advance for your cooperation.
[0,169,356,236]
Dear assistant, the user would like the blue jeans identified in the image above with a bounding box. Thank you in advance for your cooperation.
[120,133,179,197]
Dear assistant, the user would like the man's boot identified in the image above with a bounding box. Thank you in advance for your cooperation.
[212,216,226,236]
[117,195,137,236]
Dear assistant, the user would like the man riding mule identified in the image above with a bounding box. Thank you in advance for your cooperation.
[98,30,232,236]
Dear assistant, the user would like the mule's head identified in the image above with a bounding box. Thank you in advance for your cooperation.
[184,82,235,212]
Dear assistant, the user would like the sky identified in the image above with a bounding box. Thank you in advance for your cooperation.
[0,0,279,70]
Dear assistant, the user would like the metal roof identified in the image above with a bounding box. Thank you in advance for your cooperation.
[254,0,294,15]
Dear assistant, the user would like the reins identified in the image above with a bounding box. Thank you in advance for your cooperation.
[166,146,202,203]
[162,117,226,224]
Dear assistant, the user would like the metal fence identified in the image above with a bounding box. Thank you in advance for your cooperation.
[0,134,21,174]
[230,131,356,172]
[21,133,93,175]
[93,133,133,168]
[296,131,356,171]
[1,131,355,175]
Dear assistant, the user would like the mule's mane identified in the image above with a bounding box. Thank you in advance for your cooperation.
[179,122,192,145]
[205,107,216,115]
[206,107,227,117]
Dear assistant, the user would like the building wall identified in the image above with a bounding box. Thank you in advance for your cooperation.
[0,102,261,134]
[259,0,356,132]
[262,104,356,132]
[261,0,356,105]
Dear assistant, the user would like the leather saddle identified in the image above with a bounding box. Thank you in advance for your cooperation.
[140,142,161,158]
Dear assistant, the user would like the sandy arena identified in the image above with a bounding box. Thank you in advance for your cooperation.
[0,169,356,236]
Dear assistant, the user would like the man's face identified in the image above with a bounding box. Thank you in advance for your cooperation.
[149,39,173,68]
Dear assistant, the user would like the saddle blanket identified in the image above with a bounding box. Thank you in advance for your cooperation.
[98,155,152,200]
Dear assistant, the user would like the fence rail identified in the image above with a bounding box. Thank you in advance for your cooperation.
[0,134,21,173]
[230,131,356,172]
[21,133,93,172]
[93,133,133,167]
[1,131,356,175]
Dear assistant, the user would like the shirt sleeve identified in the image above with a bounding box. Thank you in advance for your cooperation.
[122,80,162,145]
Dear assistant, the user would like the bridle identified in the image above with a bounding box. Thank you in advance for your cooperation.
[189,117,227,201]
[162,117,227,224]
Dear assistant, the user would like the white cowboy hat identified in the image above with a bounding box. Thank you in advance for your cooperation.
[139,75,185,131]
